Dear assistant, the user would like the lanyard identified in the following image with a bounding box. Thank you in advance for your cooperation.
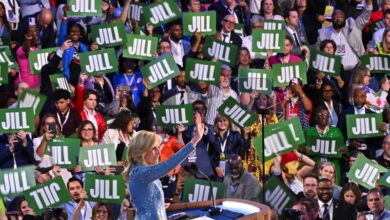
[219,130,230,153]
[124,74,135,87]
[57,110,70,132]
[323,101,334,121]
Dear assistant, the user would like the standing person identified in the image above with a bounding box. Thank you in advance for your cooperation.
[316,178,357,220]
[63,177,95,220]
[123,113,204,220]
[366,188,390,220]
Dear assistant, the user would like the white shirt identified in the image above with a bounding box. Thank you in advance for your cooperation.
[318,199,334,220]
[331,31,359,70]
[169,38,184,67]
[354,106,366,114]
[286,26,300,45]
[176,86,188,104]
[373,27,385,46]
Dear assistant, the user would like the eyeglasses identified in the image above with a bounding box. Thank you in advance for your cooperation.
[223,19,235,25]
[81,128,94,132]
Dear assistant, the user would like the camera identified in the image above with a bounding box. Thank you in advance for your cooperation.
[282,208,301,220]
[48,122,57,138]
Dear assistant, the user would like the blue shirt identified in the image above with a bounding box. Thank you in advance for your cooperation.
[113,71,144,107]
[128,142,195,220]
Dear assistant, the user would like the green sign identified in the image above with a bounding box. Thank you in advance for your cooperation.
[28,47,57,74]
[346,114,384,139]
[67,0,102,16]
[0,108,35,133]
[379,170,390,188]
[156,104,194,126]
[0,166,36,197]
[91,22,127,48]
[277,117,306,145]
[385,195,390,210]
[272,61,307,87]
[361,54,390,74]
[262,175,296,215]
[18,90,47,115]
[79,144,117,171]
[45,137,80,169]
[0,47,18,69]
[263,120,300,161]
[309,49,341,76]
[238,68,273,94]
[24,177,71,215]
[142,0,181,27]
[182,11,216,36]
[306,135,344,158]
[79,48,118,76]
[181,178,225,203]
[217,97,257,128]
[49,74,72,94]
[141,53,180,89]
[123,34,158,60]
[347,154,387,189]
[204,36,237,67]
[85,174,125,204]
[0,62,8,85]
[252,29,285,53]
[185,58,221,83]
[369,20,385,34]
[264,19,285,30]
[128,3,145,23]
[234,23,244,38]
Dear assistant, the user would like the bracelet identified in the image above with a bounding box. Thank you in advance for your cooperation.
[25,35,32,40]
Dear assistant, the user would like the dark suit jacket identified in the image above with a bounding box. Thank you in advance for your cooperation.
[218,31,242,48]
[338,106,375,136]
[332,199,357,220]
[137,95,155,131]
[284,26,308,56]
[208,1,245,31]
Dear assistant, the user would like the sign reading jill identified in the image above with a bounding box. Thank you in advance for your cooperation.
[79,48,119,76]
[262,176,296,215]
[85,174,125,204]
[24,177,71,215]
[50,74,73,94]
[217,97,257,128]
[141,54,180,89]
[264,19,285,30]
[185,58,221,83]
[347,154,387,189]
[181,178,225,203]
[123,34,158,60]
[128,3,145,23]
[67,0,102,16]
[0,47,18,69]
[46,137,80,169]
[252,29,285,53]
[272,61,307,87]
[238,68,273,94]
[156,104,194,126]
[361,54,390,74]
[204,37,237,67]
[182,11,216,36]
[79,144,117,171]
[28,47,57,74]
[0,108,35,133]
[310,49,341,76]
[346,114,384,139]
[142,0,181,27]
[0,166,36,197]
[91,22,127,48]
[306,136,344,158]
[18,90,47,115]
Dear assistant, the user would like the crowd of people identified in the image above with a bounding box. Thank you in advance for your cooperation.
[0,0,390,219]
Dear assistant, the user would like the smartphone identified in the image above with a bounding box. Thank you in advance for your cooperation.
[28,17,36,26]
[110,166,124,174]
[48,122,56,135]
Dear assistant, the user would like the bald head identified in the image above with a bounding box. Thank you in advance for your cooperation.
[40,9,53,27]
[228,154,244,179]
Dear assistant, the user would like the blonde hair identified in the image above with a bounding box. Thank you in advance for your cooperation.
[320,162,336,183]
[122,131,161,179]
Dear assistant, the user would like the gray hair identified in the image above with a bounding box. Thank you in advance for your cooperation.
[221,64,232,72]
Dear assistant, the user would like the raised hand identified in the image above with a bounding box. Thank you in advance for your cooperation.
[191,112,204,145]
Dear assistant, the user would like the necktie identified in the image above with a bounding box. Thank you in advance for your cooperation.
[293,32,300,47]
[323,203,330,220]
[222,34,228,42]
[179,91,185,104]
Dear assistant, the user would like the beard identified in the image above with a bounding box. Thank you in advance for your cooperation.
[333,20,346,29]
